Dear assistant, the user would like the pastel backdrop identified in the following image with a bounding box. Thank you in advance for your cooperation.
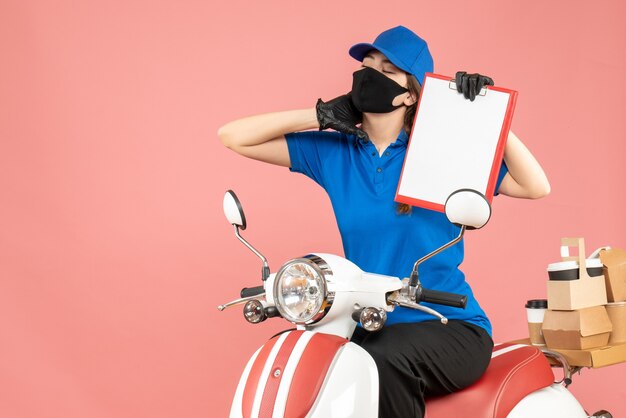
[1,1,624,417]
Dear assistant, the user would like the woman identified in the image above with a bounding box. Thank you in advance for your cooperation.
[218,25,550,418]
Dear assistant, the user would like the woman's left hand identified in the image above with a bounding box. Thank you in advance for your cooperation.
[455,71,494,101]
[316,93,369,141]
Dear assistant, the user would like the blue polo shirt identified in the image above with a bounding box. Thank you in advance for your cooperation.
[285,129,508,336]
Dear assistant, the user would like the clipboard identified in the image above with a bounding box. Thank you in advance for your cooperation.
[395,73,517,212]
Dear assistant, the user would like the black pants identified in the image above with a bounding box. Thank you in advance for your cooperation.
[351,320,493,418]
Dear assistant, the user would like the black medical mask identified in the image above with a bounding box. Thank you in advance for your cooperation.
[351,67,409,113]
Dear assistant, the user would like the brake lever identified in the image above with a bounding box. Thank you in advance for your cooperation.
[218,293,266,311]
[387,292,448,324]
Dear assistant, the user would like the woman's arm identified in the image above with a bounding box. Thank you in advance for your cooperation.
[498,131,551,199]
[217,108,318,167]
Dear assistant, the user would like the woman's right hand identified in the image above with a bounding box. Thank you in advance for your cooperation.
[316,94,369,141]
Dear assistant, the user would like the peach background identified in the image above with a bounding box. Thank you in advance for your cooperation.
[1,1,625,417]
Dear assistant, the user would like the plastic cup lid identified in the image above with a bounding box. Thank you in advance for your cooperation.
[547,258,603,271]
[525,299,548,309]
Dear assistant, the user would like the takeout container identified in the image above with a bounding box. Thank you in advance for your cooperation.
[548,344,626,368]
[599,248,626,302]
[546,238,608,310]
[542,305,612,350]
[606,302,626,345]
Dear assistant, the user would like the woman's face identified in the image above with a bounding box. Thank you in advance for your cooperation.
[360,50,415,107]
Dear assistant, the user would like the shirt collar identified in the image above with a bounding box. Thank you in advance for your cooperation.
[353,129,409,146]
[394,129,409,145]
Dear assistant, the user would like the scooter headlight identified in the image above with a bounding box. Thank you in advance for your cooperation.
[273,255,332,324]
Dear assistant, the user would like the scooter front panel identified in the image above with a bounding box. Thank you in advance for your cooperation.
[307,342,379,418]
[257,331,303,417]
[234,331,350,418]
[240,331,286,418]
[230,346,262,418]
[283,333,350,417]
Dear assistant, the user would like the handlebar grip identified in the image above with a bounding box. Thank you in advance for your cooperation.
[240,286,265,298]
[419,288,467,309]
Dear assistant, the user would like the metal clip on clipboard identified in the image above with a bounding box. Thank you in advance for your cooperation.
[448,80,488,97]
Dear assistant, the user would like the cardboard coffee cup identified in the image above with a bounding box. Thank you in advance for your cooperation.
[526,299,548,346]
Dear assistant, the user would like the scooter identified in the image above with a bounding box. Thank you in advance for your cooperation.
[218,189,613,418]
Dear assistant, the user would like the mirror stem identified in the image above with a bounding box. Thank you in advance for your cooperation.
[409,226,466,298]
[233,225,270,280]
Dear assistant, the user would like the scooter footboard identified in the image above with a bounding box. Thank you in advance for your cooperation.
[230,331,377,418]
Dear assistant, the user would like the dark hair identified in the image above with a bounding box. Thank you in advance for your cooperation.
[403,74,421,135]
[397,74,421,215]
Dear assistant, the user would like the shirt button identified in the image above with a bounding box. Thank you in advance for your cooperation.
[377,167,382,173]
[385,151,390,156]
[371,152,376,156]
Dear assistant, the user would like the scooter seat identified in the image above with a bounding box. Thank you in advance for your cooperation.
[425,343,554,418]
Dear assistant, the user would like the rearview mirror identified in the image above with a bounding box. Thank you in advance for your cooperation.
[223,190,247,230]
[222,190,270,280]
[444,189,491,230]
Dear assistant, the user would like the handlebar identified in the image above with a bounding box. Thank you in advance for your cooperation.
[417,288,467,309]
[240,286,265,298]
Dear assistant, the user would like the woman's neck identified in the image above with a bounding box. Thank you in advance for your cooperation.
[361,109,406,154]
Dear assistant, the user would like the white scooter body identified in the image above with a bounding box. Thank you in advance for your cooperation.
[231,339,589,418]
[230,253,397,418]
[231,335,379,418]
[508,385,587,417]
[220,190,608,418]
[228,254,589,418]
